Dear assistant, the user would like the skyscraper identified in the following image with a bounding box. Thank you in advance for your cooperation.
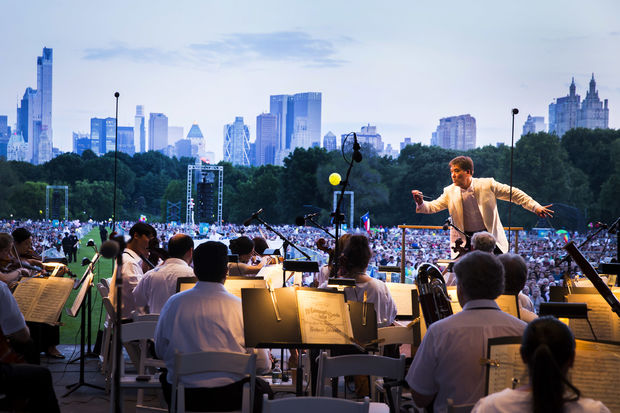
[578,74,609,130]
[269,92,322,165]
[433,114,476,151]
[549,75,609,137]
[118,126,135,155]
[323,131,337,151]
[400,137,413,150]
[187,123,205,158]
[90,117,116,155]
[255,113,277,166]
[149,113,168,152]
[15,48,53,164]
[72,132,91,155]
[341,124,384,154]
[522,115,546,136]
[134,105,145,153]
[223,116,250,166]
[0,116,8,158]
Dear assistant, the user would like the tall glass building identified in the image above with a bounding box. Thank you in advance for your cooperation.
[223,116,250,166]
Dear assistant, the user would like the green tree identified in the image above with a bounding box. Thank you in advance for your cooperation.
[8,181,48,219]
[160,179,186,222]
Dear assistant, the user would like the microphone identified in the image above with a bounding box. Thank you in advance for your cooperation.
[243,208,263,226]
[443,217,452,231]
[512,108,519,115]
[295,212,320,226]
[100,240,120,259]
[352,133,362,163]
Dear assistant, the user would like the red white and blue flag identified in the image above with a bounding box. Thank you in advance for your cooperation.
[361,212,370,232]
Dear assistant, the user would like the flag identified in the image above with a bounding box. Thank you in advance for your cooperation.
[360,212,370,232]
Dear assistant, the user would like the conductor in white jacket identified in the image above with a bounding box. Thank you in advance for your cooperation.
[411,156,553,256]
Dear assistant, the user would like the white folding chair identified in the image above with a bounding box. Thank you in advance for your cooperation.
[97,283,114,392]
[171,351,256,413]
[263,394,369,413]
[375,326,416,408]
[316,352,406,413]
[116,321,166,410]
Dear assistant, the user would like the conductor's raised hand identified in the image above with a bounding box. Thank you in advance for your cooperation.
[535,204,554,218]
[411,190,424,206]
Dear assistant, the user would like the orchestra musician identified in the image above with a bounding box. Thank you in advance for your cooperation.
[0,233,29,286]
[411,156,553,256]
[472,316,610,412]
[8,228,64,359]
[228,236,272,276]
[406,251,526,412]
[0,281,61,413]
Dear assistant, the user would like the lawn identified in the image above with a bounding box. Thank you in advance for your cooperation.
[59,227,116,345]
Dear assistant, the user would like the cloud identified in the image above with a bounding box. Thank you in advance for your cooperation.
[189,31,348,68]
[82,42,184,64]
[82,32,348,68]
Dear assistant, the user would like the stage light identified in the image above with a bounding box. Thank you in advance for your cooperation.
[329,172,341,186]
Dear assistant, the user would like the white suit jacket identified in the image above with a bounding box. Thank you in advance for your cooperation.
[416,177,541,255]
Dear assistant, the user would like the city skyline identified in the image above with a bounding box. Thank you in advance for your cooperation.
[1,1,619,162]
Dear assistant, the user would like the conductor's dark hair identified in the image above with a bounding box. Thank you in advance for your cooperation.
[449,155,474,173]
[229,236,254,256]
[499,253,528,295]
[342,234,372,272]
[521,316,580,413]
[453,250,504,300]
[129,222,153,240]
[193,241,229,282]
[167,234,194,259]
[252,237,269,255]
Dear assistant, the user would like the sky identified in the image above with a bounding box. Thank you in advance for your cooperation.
[1,0,619,161]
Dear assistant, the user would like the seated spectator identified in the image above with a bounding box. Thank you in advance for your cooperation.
[0,281,61,412]
[405,251,526,412]
[134,234,195,314]
[473,316,610,412]
[155,241,272,413]
[499,253,537,322]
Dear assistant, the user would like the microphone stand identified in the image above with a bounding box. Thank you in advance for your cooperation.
[332,134,359,277]
[252,215,311,286]
[113,251,123,413]
[305,216,336,240]
[559,224,609,287]
[507,108,518,251]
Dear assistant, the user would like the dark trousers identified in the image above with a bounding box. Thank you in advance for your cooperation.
[0,363,60,413]
[159,369,273,413]
[27,321,59,354]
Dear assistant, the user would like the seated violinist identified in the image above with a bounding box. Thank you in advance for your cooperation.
[228,236,272,276]
[0,233,29,286]
[11,228,43,269]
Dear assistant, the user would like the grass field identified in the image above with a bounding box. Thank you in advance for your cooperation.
[59,228,115,345]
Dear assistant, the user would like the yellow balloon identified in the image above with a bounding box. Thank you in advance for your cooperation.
[329,172,342,186]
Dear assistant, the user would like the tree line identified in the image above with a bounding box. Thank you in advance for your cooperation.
[0,128,618,230]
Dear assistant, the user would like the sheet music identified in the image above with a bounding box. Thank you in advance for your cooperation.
[28,277,74,324]
[385,282,416,316]
[68,273,93,317]
[296,289,351,344]
[567,293,620,342]
[495,295,519,318]
[571,340,620,412]
[257,263,284,289]
[224,278,267,299]
[487,343,528,394]
[12,277,41,318]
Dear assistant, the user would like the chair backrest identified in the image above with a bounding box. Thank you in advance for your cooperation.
[262,394,369,413]
[117,321,160,377]
[102,296,116,320]
[171,351,256,413]
[378,326,415,346]
[97,282,109,299]
[447,398,475,413]
[133,313,160,322]
[316,352,406,397]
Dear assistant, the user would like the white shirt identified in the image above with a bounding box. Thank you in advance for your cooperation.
[461,181,486,232]
[133,258,195,314]
[118,248,144,318]
[472,388,610,413]
[0,281,27,335]
[155,281,269,387]
[406,299,527,413]
[344,277,397,328]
